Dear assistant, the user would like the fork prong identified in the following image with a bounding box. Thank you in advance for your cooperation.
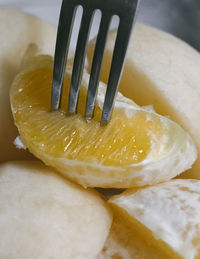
[85,13,111,120]
[68,9,93,115]
[101,17,137,125]
[51,0,77,111]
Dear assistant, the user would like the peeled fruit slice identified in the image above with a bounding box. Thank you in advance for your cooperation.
[87,23,200,179]
[97,213,164,259]
[10,52,197,188]
[0,161,112,259]
[0,8,56,161]
[110,179,200,259]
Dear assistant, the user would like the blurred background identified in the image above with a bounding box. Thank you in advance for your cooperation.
[0,0,200,51]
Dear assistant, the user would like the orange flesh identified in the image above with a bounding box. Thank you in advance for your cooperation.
[11,62,164,166]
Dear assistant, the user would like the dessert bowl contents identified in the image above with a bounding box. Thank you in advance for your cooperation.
[0,161,112,259]
[10,47,197,188]
[0,7,199,258]
[87,23,200,179]
[110,179,200,259]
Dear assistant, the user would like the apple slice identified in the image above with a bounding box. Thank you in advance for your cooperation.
[0,161,112,259]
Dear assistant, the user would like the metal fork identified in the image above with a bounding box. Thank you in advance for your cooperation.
[51,0,140,124]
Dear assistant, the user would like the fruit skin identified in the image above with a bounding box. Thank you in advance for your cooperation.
[0,8,56,162]
[10,53,197,188]
[110,179,200,259]
[87,23,200,180]
[0,161,112,259]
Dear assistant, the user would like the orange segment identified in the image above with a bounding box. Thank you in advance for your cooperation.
[87,24,200,180]
[110,179,200,259]
[10,51,197,188]
[98,212,165,259]
[12,66,153,166]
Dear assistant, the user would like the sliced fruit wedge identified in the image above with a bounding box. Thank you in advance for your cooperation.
[0,161,112,259]
[87,23,200,179]
[97,213,164,259]
[10,50,197,188]
[110,179,200,259]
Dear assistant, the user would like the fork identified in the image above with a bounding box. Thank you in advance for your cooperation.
[51,0,140,124]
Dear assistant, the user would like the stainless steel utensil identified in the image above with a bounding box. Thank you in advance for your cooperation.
[51,0,140,124]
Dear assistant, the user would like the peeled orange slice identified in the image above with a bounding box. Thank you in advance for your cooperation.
[110,179,200,259]
[10,48,197,188]
[97,213,163,259]
[87,23,200,180]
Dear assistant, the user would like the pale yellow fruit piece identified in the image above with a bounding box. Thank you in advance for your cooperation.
[97,213,164,259]
[10,52,197,188]
[0,8,57,161]
[110,179,200,259]
[0,161,112,259]
[87,23,200,179]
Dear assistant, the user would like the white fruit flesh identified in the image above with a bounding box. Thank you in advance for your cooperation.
[97,214,165,259]
[110,179,200,259]
[0,161,112,259]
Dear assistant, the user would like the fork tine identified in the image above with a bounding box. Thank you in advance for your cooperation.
[85,13,111,120]
[68,8,94,115]
[101,16,137,124]
[51,0,77,111]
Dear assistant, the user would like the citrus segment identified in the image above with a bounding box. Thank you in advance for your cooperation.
[97,213,165,259]
[12,65,150,166]
[110,179,200,259]
[10,53,197,188]
[87,23,200,180]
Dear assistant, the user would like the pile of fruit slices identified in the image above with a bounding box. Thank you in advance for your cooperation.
[1,8,200,259]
